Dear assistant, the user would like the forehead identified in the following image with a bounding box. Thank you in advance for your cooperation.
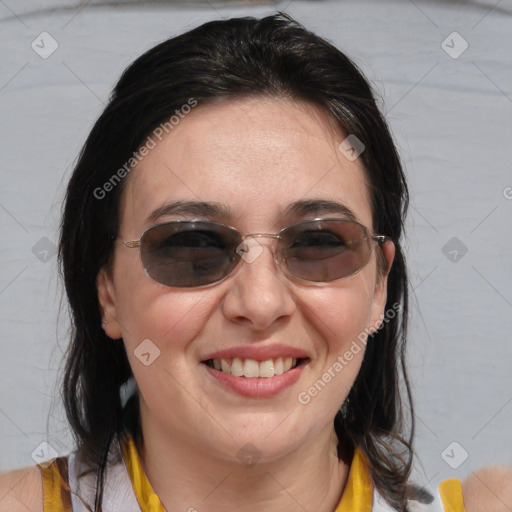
[120,96,373,235]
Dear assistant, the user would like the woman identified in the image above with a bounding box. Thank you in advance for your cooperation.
[0,12,507,512]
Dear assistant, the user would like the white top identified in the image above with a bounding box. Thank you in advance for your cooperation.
[64,438,452,512]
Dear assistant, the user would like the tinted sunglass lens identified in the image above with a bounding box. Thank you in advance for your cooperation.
[135,220,374,287]
[139,223,240,287]
[282,220,371,282]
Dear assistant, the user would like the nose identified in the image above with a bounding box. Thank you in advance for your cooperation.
[222,236,296,331]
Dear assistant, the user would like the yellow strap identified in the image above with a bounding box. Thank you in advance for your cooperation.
[121,432,373,512]
[39,458,72,512]
[439,479,467,512]
[120,433,167,512]
[334,448,373,512]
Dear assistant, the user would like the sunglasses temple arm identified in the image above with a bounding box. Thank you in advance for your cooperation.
[372,235,388,245]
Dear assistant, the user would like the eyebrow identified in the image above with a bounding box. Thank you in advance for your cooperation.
[145,199,358,225]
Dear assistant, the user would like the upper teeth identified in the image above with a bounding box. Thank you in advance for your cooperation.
[211,357,297,378]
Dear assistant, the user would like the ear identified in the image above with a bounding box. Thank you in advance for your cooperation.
[96,267,123,340]
[368,240,395,334]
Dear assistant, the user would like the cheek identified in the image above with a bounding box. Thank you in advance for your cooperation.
[296,283,374,415]
[303,280,375,354]
[119,291,216,408]
[112,249,212,346]
[123,292,213,349]
[112,262,213,365]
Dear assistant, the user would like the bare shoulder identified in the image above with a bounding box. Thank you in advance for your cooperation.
[0,465,43,512]
[461,465,512,512]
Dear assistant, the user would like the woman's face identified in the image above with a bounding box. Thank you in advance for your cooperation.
[97,96,394,463]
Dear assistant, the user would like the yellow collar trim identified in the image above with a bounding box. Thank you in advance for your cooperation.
[120,433,373,512]
[334,447,374,512]
[120,431,166,512]
[439,479,467,512]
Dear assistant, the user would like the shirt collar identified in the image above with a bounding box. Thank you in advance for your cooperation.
[120,431,373,512]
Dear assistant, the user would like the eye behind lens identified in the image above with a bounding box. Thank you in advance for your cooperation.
[139,222,243,288]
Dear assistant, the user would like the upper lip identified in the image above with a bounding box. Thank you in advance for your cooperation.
[201,344,311,362]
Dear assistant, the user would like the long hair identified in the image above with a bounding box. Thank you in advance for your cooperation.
[58,12,413,511]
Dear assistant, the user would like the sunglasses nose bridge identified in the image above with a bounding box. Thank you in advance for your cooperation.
[238,233,284,264]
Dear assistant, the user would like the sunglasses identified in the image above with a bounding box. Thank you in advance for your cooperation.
[117,218,388,288]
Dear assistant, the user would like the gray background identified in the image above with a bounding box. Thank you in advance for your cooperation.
[1,0,511,493]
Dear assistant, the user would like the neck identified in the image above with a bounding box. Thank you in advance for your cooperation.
[136,410,350,512]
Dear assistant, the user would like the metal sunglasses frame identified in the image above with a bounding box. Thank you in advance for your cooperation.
[117,217,389,288]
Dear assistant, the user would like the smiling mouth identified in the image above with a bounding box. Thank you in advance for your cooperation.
[202,357,308,378]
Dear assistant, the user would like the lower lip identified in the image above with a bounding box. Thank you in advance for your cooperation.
[202,362,306,398]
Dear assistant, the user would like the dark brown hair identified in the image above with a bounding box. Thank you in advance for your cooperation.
[58,12,415,511]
